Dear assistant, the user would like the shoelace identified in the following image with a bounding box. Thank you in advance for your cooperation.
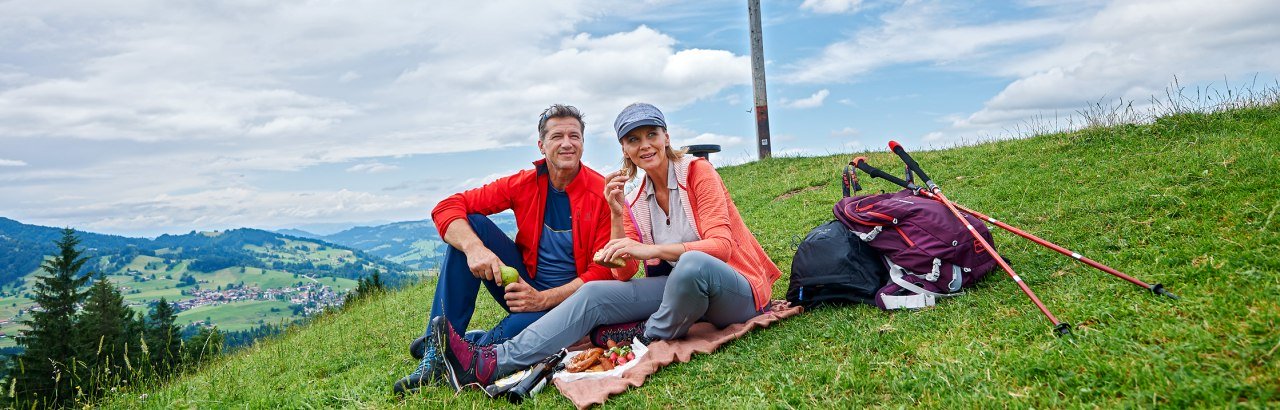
[410,348,437,377]
[477,346,498,384]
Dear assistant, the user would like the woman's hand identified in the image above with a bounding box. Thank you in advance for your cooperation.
[603,170,629,216]
[599,237,660,261]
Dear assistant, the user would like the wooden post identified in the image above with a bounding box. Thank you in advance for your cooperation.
[748,0,771,160]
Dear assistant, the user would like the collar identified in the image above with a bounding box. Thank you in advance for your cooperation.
[642,161,680,199]
[533,158,584,192]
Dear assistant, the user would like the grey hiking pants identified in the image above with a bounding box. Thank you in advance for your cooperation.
[494,251,760,373]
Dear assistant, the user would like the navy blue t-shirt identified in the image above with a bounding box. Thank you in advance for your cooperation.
[533,181,576,290]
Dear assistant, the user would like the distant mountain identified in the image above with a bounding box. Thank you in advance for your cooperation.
[273,228,322,239]
[0,217,408,289]
[0,217,153,287]
[317,213,517,270]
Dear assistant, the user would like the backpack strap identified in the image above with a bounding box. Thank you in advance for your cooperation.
[853,225,883,241]
[879,257,962,310]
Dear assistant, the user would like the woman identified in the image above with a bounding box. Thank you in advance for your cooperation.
[432,102,782,390]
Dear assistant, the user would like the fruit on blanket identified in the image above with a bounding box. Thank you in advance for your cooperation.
[500,266,519,285]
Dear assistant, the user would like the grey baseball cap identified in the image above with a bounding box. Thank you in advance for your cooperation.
[613,102,666,140]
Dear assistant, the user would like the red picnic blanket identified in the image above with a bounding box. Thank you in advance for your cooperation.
[552,300,803,409]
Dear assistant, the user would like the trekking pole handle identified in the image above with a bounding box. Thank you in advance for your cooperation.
[888,141,938,191]
[852,157,920,191]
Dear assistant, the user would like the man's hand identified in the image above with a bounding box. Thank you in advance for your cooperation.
[464,246,503,282]
[504,280,550,312]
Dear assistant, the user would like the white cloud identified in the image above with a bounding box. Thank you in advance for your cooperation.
[394,25,750,138]
[782,89,830,109]
[0,2,754,235]
[345,162,399,174]
[786,0,1280,145]
[830,127,860,138]
[935,0,1280,143]
[338,71,361,83]
[454,171,521,192]
[66,187,438,237]
[801,0,863,14]
[0,159,27,167]
[783,3,1071,84]
[669,130,755,165]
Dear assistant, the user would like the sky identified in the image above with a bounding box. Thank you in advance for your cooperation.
[2,0,1277,237]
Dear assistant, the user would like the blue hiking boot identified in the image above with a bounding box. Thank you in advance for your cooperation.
[393,336,443,395]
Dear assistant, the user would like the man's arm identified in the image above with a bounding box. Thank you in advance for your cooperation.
[432,172,521,282]
[442,218,504,282]
[504,278,583,312]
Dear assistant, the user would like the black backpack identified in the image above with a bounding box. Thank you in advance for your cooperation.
[786,220,889,308]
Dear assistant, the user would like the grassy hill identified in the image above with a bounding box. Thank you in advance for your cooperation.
[103,104,1279,408]
[0,227,397,348]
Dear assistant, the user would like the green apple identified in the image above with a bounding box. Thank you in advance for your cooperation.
[500,266,519,285]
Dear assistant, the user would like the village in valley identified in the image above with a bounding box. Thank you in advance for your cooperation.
[169,281,345,316]
[0,262,364,348]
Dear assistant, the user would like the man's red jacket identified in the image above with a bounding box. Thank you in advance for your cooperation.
[431,159,615,282]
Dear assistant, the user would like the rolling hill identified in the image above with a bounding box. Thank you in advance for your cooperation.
[0,222,413,349]
[101,103,1280,407]
[316,213,517,270]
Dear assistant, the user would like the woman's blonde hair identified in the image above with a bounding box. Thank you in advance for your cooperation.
[620,128,686,180]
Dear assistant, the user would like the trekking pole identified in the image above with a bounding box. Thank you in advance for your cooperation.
[880,142,1177,300]
[943,202,1178,300]
[854,153,1072,337]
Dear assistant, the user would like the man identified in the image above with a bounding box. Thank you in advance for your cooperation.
[393,104,615,394]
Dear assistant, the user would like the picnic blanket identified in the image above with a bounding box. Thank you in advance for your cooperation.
[552,300,803,409]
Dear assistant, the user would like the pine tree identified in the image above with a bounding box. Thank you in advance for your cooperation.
[143,298,182,378]
[184,326,223,366]
[9,228,93,407]
[74,275,138,398]
[343,271,386,306]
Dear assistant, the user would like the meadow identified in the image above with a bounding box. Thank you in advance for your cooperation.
[104,102,1279,407]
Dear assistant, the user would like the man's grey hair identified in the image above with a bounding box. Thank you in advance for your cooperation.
[537,104,586,140]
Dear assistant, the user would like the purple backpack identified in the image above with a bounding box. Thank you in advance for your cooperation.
[834,189,997,309]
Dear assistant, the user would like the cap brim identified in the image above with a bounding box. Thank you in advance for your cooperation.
[617,119,666,140]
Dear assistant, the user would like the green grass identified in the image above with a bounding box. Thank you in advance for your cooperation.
[176,300,298,333]
[104,105,1280,408]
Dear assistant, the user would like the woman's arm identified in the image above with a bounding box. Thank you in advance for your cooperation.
[679,160,735,261]
[602,170,640,279]
[601,160,736,264]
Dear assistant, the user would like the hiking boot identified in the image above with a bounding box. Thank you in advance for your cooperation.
[590,320,652,347]
[431,316,501,391]
[464,329,487,344]
[409,335,428,360]
[392,344,443,395]
[411,329,486,360]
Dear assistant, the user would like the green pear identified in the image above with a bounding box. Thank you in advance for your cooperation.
[500,266,519,285]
